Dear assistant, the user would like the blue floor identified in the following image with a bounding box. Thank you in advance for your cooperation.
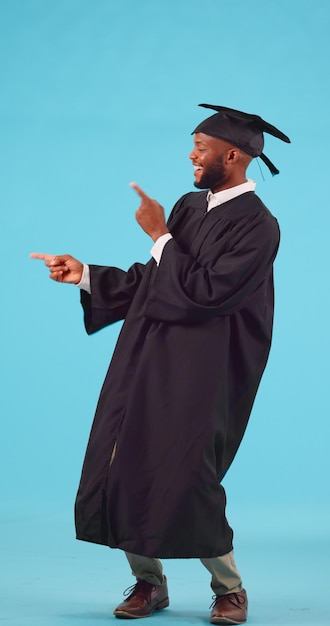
[1,506,329,625]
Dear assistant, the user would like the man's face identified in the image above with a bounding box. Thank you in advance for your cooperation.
[189,133,231,192]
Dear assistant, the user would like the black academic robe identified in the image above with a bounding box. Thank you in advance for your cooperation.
[75,190,280,558]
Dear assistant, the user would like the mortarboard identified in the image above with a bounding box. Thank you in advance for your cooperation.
[192,104,290,175]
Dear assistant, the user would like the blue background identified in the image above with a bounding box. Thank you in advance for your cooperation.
[1,1,329,624]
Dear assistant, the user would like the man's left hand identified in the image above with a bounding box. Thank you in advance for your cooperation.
[130,182,169,242]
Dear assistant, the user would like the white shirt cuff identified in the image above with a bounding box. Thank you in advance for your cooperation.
[150,233,173,266]
[76,263,91,294]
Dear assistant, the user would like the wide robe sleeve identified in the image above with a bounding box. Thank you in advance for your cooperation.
[145,210,280,324]
[81,262,146,334]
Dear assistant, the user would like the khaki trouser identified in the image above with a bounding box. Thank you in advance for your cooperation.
[125,550,242,595]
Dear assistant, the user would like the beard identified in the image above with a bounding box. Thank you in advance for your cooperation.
[194,154,226,191]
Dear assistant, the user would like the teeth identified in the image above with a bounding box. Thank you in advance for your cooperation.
[194,166,202,171]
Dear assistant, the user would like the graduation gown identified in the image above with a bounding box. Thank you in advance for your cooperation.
[75,190,280,558]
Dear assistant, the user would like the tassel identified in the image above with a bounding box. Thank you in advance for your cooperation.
[259,152,279,176]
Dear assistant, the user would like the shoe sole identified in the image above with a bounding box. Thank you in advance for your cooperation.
[210,618,246,625]
[114,598,169,619]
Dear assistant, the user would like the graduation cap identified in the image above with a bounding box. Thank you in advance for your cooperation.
[192,104,290,175]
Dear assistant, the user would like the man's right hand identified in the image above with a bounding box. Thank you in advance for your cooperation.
[30,253,84,284]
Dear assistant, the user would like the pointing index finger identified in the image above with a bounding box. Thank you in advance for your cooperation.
[129,181,149,200]
[30,253,54,261]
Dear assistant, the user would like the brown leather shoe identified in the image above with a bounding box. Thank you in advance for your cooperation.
[210,589,248,624]
[113,576,169,619]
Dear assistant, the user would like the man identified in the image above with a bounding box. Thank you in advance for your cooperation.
[31,104,290,625]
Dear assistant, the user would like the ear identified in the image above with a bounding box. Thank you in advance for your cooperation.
[226,148,240,164]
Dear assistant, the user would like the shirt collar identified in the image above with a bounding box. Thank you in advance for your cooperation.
[206,179,256,212]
